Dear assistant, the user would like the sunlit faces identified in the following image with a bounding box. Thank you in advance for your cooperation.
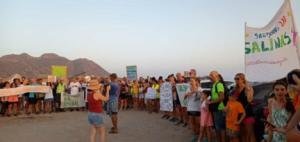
[274,84,287,98]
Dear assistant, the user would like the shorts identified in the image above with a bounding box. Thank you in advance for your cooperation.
[28,97,37,104]
[243,117,255,124]
[45,98,53,102]
[188,111,200,116]
[127,94,133,100]
[37,93,45,100]
[133,94,139,98]
[213,110,226,131]
[226,128,240,138]
[120,94,127,100]
[107,99,118,116]
[139,94,145,99]
[88,112,104,127]
[54,93,61,103]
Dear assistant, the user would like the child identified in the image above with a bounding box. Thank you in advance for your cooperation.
[45,82,54,113]
[224,93,246,142]
[198,90,213,142]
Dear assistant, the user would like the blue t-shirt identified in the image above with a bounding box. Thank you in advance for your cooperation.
[109,82,120,101]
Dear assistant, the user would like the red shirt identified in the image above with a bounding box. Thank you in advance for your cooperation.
[87,90,103,113]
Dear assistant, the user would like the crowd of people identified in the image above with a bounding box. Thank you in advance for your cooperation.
[1,69,300,142]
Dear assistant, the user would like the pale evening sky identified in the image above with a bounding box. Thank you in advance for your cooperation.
[0,0,299,80]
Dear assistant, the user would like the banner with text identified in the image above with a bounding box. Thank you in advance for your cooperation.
[245,0,299,82]
[126,65,137,81]
[0,86,51,97]
[160,82,173,112]
[176,83,189,107]
[60,92,85,108]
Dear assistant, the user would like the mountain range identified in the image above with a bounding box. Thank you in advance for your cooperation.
[0,53,110,78]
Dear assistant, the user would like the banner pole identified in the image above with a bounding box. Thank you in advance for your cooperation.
[288,0,300,68]
[244,22,247,75]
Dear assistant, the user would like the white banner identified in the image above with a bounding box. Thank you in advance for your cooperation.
[245,0,299,82]
[176,83,189,107]
[60,92,85,108]
[160,82,173,112]
[0,86,52,97]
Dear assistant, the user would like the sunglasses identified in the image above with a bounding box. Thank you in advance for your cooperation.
[234,77,240,81]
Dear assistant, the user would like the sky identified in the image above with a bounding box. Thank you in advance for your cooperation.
[0,0,300,80]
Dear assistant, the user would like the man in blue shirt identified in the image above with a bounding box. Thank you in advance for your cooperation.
[107,73,120,134]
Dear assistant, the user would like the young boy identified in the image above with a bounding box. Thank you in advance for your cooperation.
[224,93,246,142]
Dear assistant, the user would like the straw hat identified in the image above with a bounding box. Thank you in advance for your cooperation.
[88,79,101,90]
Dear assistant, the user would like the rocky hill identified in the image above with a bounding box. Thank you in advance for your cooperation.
[0,53,110,78]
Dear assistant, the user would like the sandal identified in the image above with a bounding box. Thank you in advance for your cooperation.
[109,128,118,134]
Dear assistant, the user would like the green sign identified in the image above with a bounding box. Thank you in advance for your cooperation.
[52,66,67,78]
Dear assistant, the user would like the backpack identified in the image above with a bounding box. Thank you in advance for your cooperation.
[208,80,229,112]
[215,81,229,106]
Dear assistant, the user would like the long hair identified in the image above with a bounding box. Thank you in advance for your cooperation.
[273,80,295,115]
[234,73,247,91]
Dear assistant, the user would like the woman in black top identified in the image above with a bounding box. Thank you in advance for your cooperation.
[233,73,255,142]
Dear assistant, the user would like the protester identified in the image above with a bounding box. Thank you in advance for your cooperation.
[132,80,139,109]
[175,73,186,126]
[0,80,5,115]
[22,79,30,114]
[267,70,300,141]
[119,80,129,110]
[8,83,19,116]
[36,78,45,114]
[55,79,65,112]
[224,92,246,142]
[13,78,22,114]
[168,75,179,123]
[265,80,295,142]
[151,77,160,113]
[233,73,256,142]
[107,73,120,134]
[27,78,38,115]
[208,71,226,142]
[138,80,145,110]
[69,78,81,96]
[198,90,213,142]
[1,82,11,116]
[87,79,110,142]
[184,77,202,142]
[145,79,156,113]
[45,82,54,113]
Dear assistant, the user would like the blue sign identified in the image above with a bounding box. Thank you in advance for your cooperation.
[126,65,137,81]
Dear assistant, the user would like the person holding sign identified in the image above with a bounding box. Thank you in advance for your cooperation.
[87,79,110,142]
[184,77,202,142]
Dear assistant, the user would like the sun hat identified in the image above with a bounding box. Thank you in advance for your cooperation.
[88,79,101,90]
